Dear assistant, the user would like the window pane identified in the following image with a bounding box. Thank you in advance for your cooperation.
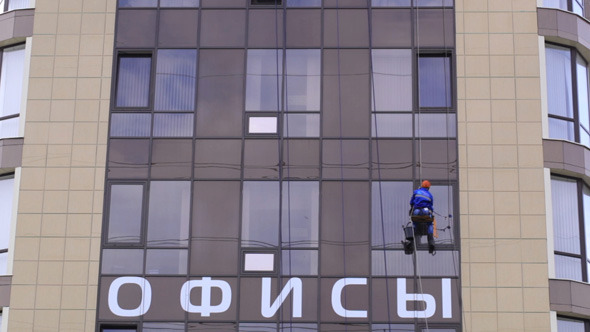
[551,177,581,254]
[0,176,15,251]
[143,323,184,331]
[101,249,144,274]
[279,324,318,332]
[546,45,574,118]
[160,0,199,6]
[116,56,151,107]
[371,114,412,137]
[110,113,151,137]
[153,113,194,137]
[286,0,321,6]
[286,50,320,111]
[284,114,319,137]
[119,0,157,6]
[555,255,583,281]
[430,185,454,245]
[0,116,19,139]
[415,113,456,138]
[372,250,459,276]
[557,317,586,332]
[107,184,143,243]
[281,250,317,275]
[584,185,590,281]
[147,181,191,247]
[0,44,26,118]
[0,252,7,275]
[281,182,319,247]
[240,323,276,332]
[416,0,453,6]
[543,0,568,10]
[372,0,411,6]
[7,0,30,10]
[372,49,412,111]
[155,49,197,111]
[371,325,414,332]
[573,1,584,15]
[372,182,413,248]
[188,323,236,331]
[246,49,283,111]
[419,56,451,108]
[549,117,575,141]
[249,116,278,134]
[242,182,279,247]
[145,249,187,274]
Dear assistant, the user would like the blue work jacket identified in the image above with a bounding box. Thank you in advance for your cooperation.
[410,187,433,211]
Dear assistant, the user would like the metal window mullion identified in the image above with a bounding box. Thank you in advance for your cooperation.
[571,49,582,143]
[578,180,589,282]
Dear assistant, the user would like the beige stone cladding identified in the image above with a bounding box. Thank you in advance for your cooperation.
[7,0,115,330]
[456,0,550,330]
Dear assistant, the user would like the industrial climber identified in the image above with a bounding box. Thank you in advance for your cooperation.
[404,180,436,254]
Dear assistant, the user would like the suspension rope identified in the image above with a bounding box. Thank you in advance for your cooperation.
[367,1,394,329]
[335,1,350,330]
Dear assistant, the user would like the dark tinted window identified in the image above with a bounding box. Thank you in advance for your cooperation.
[147,181,191,247]
[116,56,151,107]
[107,184,144,243]
[419,55,451,107]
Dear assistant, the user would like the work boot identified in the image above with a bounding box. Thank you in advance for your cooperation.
[428,234,435,254]
[403,240,414,255]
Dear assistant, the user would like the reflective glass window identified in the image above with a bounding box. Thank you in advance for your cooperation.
[107,184,143,243]
[281,181,319,247]
[119,0,157,6]
[143,323,185,331]
[242,181,280,247]
[101,249,144,274]
[286,0,320,6]
[160,0,199,6]
[371,181,413,249]
[577,54,590,146]
[279,324,318,332]
[116,56,152,107]
[543,0,584,15]
[246,50,283,111]
[0,176,14,275]
[284,114,319,137]
[371,114,412,137]
[418,55,451,108]
[145,249,188,274]
[546,45,574,119]
[110,113,151,137]
[153,113,194,137]
[147,181,191,247]
[0,44,25,139]
[372,0,411,6]
[285,49,320,111]
[155,49,197,111]
[557,317,586,332]
[281,250,318,275]
[6,0,30,10]
[371,49,412,111]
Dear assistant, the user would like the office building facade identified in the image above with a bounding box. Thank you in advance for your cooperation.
[0,0,587,331]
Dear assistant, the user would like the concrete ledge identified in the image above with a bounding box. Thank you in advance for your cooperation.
[543,139,590,181]
[550,279,590,318]
[0,8,34,47]
[0,138,23,173]
[0,276,11,307]
[538,7,590,61]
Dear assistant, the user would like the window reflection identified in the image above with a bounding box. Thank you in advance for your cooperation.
[107,184,143,243]
[242,181,280,247]
[0,175,14,275]
[371,49,412,112]
[246,50,283,111]
[0,44,25,139]
[116,56,151,107]
[418,55,451,108]
[147,181,191,247]
[155,49,197,111]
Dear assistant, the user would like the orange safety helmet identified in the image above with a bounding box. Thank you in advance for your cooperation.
[421,180,431,188]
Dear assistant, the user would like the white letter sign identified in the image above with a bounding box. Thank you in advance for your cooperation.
[331,278,368,318]
[180,277,232,317]
[261,277,303,318]
[108,277,152,317]
[397,278,436,319]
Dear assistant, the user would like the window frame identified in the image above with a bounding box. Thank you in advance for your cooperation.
[551,175,590,283]
[557,315,590,332]
[545,43,590,144]
[0,173,15,276]
[113,52,154,110]
[0,42,26,139]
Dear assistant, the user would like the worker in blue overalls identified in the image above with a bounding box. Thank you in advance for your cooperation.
[404,180,436,254]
